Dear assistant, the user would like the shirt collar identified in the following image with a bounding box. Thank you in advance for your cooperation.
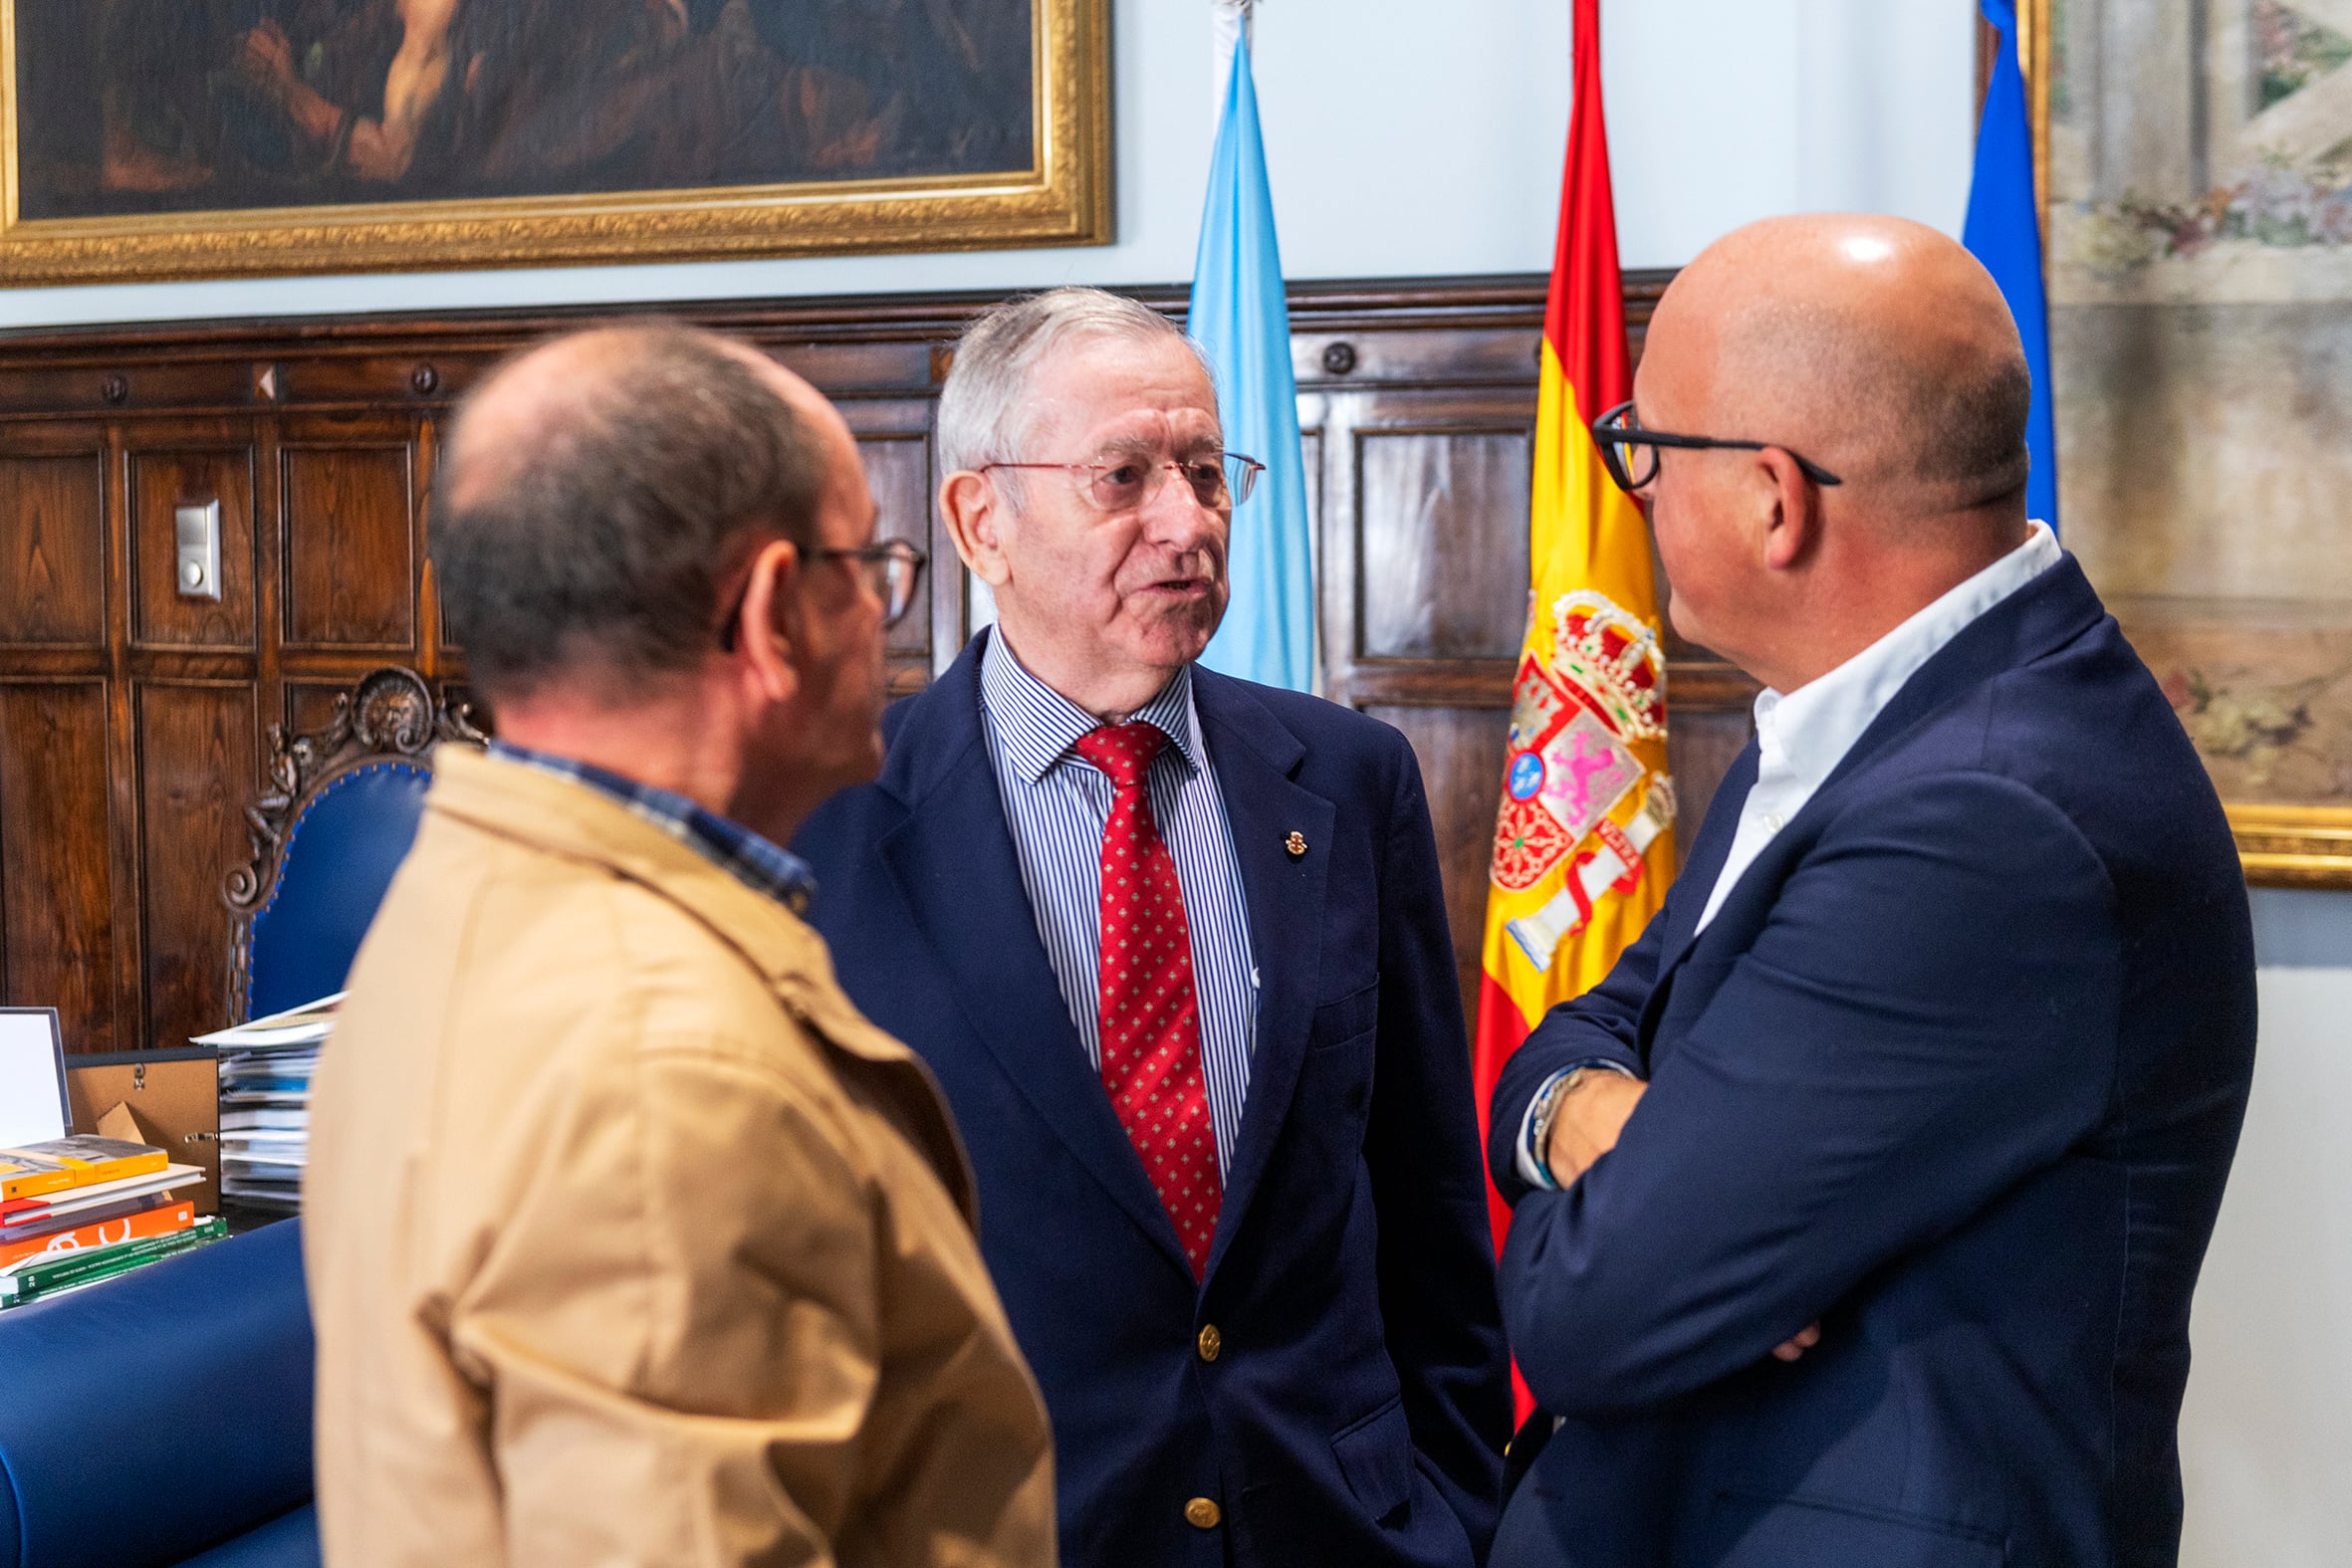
[485,740,819,916]
[1753,521,2062,791]
[979,626,1204,784]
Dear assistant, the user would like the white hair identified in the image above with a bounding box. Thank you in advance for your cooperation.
[935,287,1219,475]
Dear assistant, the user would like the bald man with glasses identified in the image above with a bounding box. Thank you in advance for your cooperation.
[1486,216,2254,1568]
[795,287,1512,1568]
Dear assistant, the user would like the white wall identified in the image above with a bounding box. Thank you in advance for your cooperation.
[2181,890,2352,1568]
[6,2,2344,1556]
[0,0,1978,330]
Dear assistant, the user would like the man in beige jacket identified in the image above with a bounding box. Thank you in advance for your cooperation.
[304,324,1057,1568]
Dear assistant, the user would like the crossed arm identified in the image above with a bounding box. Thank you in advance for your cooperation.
[1489,773,2123,1417]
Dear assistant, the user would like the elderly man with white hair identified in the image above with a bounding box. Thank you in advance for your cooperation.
[796,287,1512,1568]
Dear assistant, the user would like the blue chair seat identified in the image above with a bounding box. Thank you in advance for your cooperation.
[0,1221,316,1568]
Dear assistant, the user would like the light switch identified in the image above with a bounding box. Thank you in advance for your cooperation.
[174,500,221,600]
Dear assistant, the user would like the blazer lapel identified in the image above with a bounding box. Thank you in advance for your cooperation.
[1650,739,1757,984]
[1189,673,1335,1281]
[876,643,1193,1275]
[1649,554,2107,997]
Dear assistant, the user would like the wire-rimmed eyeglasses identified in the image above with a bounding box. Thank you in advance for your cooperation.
[1591,399,1843,495]
[978,451,1266,512]
[716,536,928,649]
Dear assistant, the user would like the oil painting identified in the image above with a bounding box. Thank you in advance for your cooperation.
[2045,0,2352,883]
[0,0,1109,283]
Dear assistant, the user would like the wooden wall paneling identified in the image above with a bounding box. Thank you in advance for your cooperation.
[0,435,107,646]
[836,397,939,694]
[0,273,1745,1051]
[103,421,143,1063]
[124,426,258,652]
[279,416,418,653]
[0,682,118,1053]
[134,683,258,1050]
[1362,703,1515,1034]
[1356,425,1532,661]
[285,682,351,740]
[426,412,465,664]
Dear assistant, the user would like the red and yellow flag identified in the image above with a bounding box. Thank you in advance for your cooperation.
[1472,0,1674,1255]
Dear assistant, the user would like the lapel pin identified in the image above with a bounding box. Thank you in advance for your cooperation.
[1284,830,1308,860]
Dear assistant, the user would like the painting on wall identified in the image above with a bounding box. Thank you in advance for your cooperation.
[0,0,1109,285]
[2044,0,2352,884]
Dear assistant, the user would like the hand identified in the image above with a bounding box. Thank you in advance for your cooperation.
[1542,1071,1647,1187]
[1770,1322,1822,1363]
[236,22,298,96]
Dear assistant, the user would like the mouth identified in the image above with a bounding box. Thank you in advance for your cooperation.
[1141,575,1215,600]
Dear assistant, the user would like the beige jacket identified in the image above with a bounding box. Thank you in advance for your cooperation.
[305,748,1056,1568]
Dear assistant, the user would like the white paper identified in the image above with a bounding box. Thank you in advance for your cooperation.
[0,1011,67,1149]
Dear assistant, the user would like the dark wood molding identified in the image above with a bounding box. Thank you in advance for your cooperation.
[0,271,1680,420]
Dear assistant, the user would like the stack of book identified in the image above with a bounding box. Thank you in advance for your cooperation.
[0,1134,223,1309]
[196,993,341,1211]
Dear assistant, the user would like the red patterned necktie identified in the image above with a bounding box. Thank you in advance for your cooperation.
[1072,722,1222,1279]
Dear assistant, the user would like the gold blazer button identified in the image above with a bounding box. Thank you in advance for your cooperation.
[1197,1323,1223,1362]
[1185,1497,1223,1530]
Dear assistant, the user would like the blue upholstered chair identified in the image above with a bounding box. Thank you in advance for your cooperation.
[0,670,483,1568]
[224,667,485,1023]
[0,1222,315,1568]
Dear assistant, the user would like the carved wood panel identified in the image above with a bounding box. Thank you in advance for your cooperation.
[0,446,106,646]
[282,435,416,651]
[1355,427,1533,662]
[127,435,258,651]
[135,682,259,1056]
[0,682,117,1052]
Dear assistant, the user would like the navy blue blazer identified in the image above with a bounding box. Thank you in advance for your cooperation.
[1486,557,2255,1568]
[796,634,1511,1568]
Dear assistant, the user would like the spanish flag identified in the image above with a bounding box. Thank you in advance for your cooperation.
[1472,0,1674,1256]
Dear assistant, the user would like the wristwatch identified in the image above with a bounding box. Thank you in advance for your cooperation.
[1523,1066,1594,1192]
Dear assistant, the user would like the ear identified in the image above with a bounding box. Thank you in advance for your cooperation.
[731,538,805,706]
[1754,447,1825,573]
[940,469,1012,588]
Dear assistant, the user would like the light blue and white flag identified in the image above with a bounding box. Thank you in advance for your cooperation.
[1963,0,2060,532]
[1189,25,1315,691]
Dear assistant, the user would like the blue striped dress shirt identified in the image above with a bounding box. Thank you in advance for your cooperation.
[979,631,1260,1179]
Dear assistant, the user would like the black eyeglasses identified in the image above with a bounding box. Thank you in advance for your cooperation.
[979,451,1265,512]
[716,536,928,649]
[1591,400,1843,495]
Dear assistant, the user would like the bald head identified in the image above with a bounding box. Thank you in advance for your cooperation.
[1651,214,2032,517]
[1636,216,2040,692]
[432,324,843,701]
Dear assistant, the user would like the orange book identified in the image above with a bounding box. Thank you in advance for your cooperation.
[0,1199,194,1269]
[0,1137,172,1205]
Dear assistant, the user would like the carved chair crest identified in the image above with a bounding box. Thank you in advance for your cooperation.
[222,667,486,1021]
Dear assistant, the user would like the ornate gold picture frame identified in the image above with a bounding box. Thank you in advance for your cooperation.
[2030,0,2352,888]
[0,0,1109,286]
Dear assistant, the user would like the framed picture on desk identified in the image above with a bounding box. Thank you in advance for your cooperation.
[0,1008,68,1149]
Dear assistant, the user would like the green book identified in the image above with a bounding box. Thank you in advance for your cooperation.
[0,1216,230,1309]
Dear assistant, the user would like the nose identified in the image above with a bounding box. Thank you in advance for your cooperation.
[1139,467,1226,556]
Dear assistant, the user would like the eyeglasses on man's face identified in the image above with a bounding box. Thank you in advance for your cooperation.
[978,451,1265,513]
[1590,399,1844,496]
[717,535,928,649]
[816,537,927,625]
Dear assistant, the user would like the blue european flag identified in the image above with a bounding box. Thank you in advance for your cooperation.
[1189,31,1315,691]
[1963,0,2060,533]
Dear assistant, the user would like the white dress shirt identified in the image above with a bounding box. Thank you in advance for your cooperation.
[1516,521,2061,1189]
[1695,521,2061,933]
